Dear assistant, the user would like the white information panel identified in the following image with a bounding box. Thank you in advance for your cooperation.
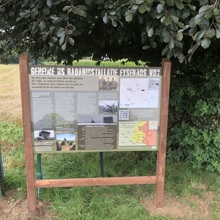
[29,66,162,153]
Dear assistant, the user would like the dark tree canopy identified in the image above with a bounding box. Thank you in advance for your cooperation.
[0,0,220,64]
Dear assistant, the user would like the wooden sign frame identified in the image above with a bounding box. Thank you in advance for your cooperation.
[19,55,171,213]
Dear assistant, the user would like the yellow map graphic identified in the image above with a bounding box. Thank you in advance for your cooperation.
[119,121,157,147]
[130,122,146,143]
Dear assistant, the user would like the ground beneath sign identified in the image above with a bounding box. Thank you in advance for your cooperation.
[142,192,214,220]
[0,189,216,220]
[0,190,54,220]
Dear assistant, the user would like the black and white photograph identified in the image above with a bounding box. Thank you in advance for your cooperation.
[99,76,118,91]
[34,130,55,140]
[99,100,118,114]
[78,114,117,125]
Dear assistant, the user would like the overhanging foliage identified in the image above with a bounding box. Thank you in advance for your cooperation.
[0,0,220,64]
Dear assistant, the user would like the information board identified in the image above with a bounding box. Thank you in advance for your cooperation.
[29,65,162,153]
[20,56,171,212]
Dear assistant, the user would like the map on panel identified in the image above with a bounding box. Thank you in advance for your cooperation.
[120,78,160,108]
[119,121,158,148]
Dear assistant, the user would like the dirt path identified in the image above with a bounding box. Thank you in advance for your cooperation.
[0,190,54,220]
[142,192,214,220]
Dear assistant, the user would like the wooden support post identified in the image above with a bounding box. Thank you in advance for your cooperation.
[156,58,171,208]
[35,176,157,188]
[19,55,37,213]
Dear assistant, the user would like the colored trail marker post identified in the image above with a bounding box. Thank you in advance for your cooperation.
[19,55,171,212]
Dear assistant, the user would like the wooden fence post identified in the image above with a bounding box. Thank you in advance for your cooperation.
[19,55,37,212]
[156,58,171,208]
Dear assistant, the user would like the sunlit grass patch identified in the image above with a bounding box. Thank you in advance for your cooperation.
[0,64,22,124]
[45,59,147,67]
[0,121,23,151]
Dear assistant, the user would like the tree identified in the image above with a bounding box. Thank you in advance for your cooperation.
[0,0,220,64]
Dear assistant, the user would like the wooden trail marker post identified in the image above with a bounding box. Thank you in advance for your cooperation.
[19,55,171,213]
[156,58,171,207]
[19,55,37,212]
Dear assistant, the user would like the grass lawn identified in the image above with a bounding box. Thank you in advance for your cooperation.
[0,64,220,220]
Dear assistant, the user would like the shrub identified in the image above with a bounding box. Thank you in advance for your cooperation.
[167,63,220,173]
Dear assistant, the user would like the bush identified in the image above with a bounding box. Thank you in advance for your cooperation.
[167,63,220,173]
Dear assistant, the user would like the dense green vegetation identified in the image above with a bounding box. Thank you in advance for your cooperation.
[168,50,220,173]
[0,0,220,64]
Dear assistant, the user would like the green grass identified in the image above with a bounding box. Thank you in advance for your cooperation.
[45,59,147,67]
[47,188,170,220]
[0,121,27,198]
[40,184,168,220]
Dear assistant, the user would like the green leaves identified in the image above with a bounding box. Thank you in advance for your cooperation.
[168,63,220,172]
[56,26,75,50]
[39,20,46,31]
[103,12,108,23]
[156,4,164,13]
[201,38,211,49]
[63,6,71,11]
[135,0,145,4]
[216,29,220,38]
[16,9,31,21]
[85,0,92,4]
[161,16,172,26]
[205,29,215,38]
[176,32,183,41]
[61,5,87,17]
[147,28,154,37]
[47,0,53,8]
[125,0,153,21]
[125,10,134,22]
[57,28,65,38]
[175,0,184,10]
[138,3,149,14]
[67,37,75,46]
[166,0,174,7]
[1,0,220,63]
[59,35,65,45]
[71,6,87,17]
